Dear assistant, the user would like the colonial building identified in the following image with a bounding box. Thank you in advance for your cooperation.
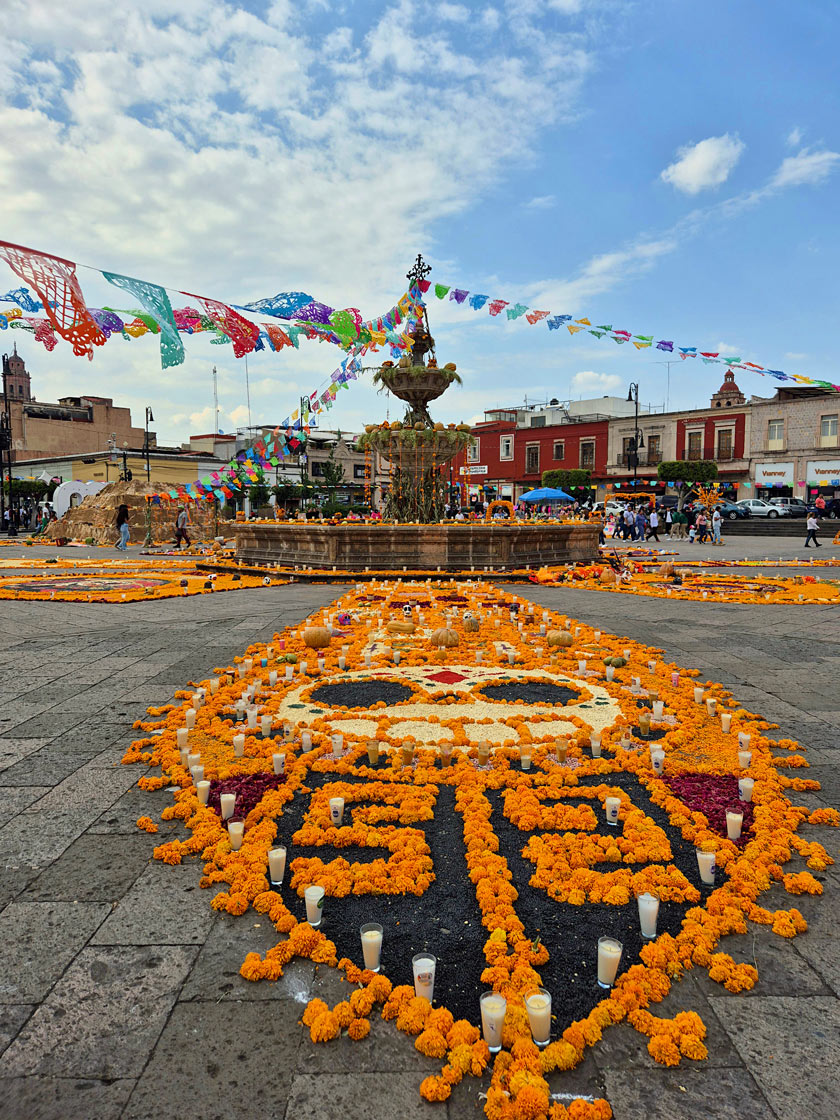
[748,386,840,500]
[1,345,151,461]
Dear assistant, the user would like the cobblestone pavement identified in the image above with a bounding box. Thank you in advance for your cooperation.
[0,546,837,1120]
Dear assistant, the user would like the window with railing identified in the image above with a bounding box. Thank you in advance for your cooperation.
[685,431,703,460]
[525,444,540,473]
[647,435,662,464]
[580,440,595,469]
[716,429,734,461]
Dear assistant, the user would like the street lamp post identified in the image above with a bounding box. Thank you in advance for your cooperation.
[144,407,154,481]
[626,383,644,491]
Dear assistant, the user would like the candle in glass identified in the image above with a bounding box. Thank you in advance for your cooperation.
[246,707,258,730]
[738,777,755,802]
[693,687,704,704]
[440,742,453,765]
[696,849,716,884]
[597,938,623,988]
[364,652,372,667]
[401,740,415,767]
[480,992,507,1054]
[604,796,620,826]
[244,658,253,672]
[519,744,533,771]
[637,893,659,939]
[477,741,491,766]
[524,988,552,1047]
[260,715,272,738]
[726,811,743,839]
[266,646,274,659]
[647,660,657,673]
[738,731,751,749]
[301,731,312,750]
[299,661,308,676]
[179,746,190,768]
[209,677,219,694]
[475,650,483,663]
[622,647,631,657]
[651,701,664,721]
[187,752,201,769]
[228,821,244,850]
[304,885,325,927]
[283,721,293,741]
[706,698,717,717]
[237,664,246,679]
[366,740,380,765]
[650,748,665,776]
[412,953,436,1002]
[233,733,245,758]
[555,738,569,763]
[269,670,278,687]
[605,665,615,681]
[338,656,346,670]
[360,923,383,973]
[331,733,343,759]
[190,764,204,785]
[317,657,326,672]
[738,750,752,769]
[594,630,601,642]
[220,793,236,821]
[176,727,189,750]
[670,671,679,686]
[721,711,732,733]
[285,665,294,682]
[638,711,651,737]
[268,846,286,885]
[590,732,602,758]
[273,752,286,776]
[197,780,211,806]
[185,708,196,730]
[329,796,345,826]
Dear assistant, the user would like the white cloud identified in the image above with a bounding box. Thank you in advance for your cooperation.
[660,133,745,195]
[481,8,501,30]
[784,352,808,362]
[571,371,621,392]
[524,194,556,209]
[770,147,840,189]
[229,404,252,427]
[787,126,803,148]
[437,2,469,21]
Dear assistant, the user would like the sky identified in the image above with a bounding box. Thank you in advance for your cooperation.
[1,0,838,445]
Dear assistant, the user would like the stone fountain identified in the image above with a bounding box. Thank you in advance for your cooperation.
[232,261,600,573]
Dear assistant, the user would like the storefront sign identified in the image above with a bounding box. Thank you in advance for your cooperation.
[806,459,840,486]
[754,462,794,487]
[459,465,488,476]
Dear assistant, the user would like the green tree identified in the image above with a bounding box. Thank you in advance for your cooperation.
[247,466,271,511]
[657,460,718,508]
[2,479,50,501]
[319,437,346,499]
[542,468,591,495]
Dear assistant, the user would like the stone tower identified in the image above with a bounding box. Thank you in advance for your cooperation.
[2,344,32,403]
[710,370,745,408]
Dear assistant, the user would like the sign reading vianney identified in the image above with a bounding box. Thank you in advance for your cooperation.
[754,462,794,487]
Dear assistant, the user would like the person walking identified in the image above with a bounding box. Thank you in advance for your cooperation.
[647,506,661,542]
[695,510,709,544]
[634,506,647,542]
[671,507,685,540]
[115,504,130,551]
[174,505,191,549]
[804,512,822,548]
[711,506,723,545]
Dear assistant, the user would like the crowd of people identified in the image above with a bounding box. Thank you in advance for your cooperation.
[604,502,725,545]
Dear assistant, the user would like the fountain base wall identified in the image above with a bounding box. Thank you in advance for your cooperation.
[232,521,600,571]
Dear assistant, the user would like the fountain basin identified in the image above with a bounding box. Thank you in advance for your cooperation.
[232,521,600,571]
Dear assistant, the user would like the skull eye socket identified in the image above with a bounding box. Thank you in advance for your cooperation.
[476,681,581,705]
[309,681,415,708]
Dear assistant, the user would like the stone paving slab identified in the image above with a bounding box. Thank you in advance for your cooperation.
[0,900,110,1003]
[0,1076,135,1120]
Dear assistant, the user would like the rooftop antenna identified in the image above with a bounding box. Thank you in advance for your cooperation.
[244,355,252,432]
[212,365,219,434]
[653,359,678,412]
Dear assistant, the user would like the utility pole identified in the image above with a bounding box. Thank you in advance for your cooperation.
[626,383,644,490]
[653,359,678,412]
[144,406,154,481]
[213,366,220,434]
[1,354,15,535]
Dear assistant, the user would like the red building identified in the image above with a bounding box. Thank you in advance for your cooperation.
[451,408,610,502]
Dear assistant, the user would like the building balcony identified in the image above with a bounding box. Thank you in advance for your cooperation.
[615,452,662,467]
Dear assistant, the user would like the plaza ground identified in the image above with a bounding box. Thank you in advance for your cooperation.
[0,536,837,1119]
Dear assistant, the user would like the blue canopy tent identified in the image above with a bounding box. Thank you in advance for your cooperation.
[518,487,575,502]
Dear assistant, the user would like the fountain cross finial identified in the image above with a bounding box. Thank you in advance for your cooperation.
[406,253,432,286]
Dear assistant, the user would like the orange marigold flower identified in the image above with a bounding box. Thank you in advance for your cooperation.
[414,1027,448,1058]
[136,816,158,833]
[309,1010,341,1043]
[419,1074,452,1102]
[333,1001,354,1029]
[239,952,265,982]
[647,1033,681,1066]
[347,1018,371,1041]
[153,841,182,865]
[302,999,328,1027]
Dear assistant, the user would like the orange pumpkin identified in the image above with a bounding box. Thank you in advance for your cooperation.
[303,627,332,648]
[430,627,459,648]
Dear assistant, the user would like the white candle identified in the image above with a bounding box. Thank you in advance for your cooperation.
[647,660,656,673]
[237,664,246,679]
[187,752,200,769]
[228,821,244,851]
[519,744,532,771]
[693,687,704,703]
[261,715,273,738]
[577,659,587,673]
[220,793,235,821]
[738,777,755,802]
[285,665,294,681]
[233,733,245,757]
[268,846,286,885]
[360,923,383,972]
[191,693,202,710]
[650,748,665,776]
[597,938,623,988]
[329,796,345,826]
[738,731,751,749]
[197,780,210,806]
[670,671,679,686]
[539,624,547,636]
[721,711,732,733]
[652,700,664,720]
[179,746,190,767]
[706,698,717,717]
[637,893,659,939]
[269,670,278,687]
[304,885,325,927]
[480,992,507,1053]
[524,988,552,1047]
[412,954,436,1002]
[622,647,630,657]
[574,626,581,637]
[507,651,515,665]
[604,796,621,826]
[246,707,258,729]
[726,811,743,839]
[301,731,312,750]
[440,742,453,764]
[317,657,326,672]
[696,849,716,884]
[364,652,372,667]
[476,651,483,663]
[299,661,308,676]
[331,733,343,759]
[209,677,219,694]
[185,709,196,729]
[590,732,602,758]
[594,631,601,642]
[273,752,286,775]
[394,651,401,666]
[738,750,752,769]
[605,665,615,681]
[338,656,346,670]
[190,764,204,784]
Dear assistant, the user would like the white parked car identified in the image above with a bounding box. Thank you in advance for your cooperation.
[736,498,790,518]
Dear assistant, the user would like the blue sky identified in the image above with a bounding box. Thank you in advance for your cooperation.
[1,0,838,443]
